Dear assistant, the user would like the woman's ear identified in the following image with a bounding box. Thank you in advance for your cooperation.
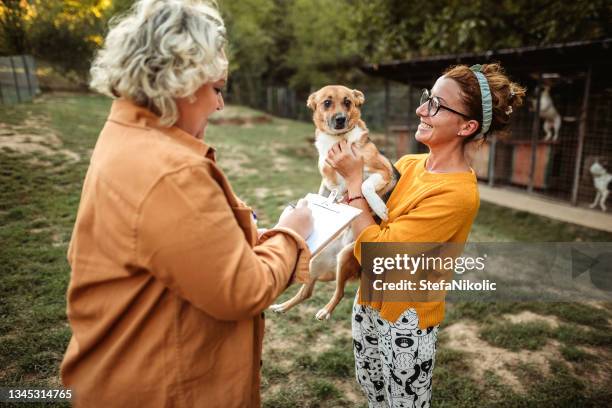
[307,91,318,110]
[352,89,365,107]
[458,119,480,138]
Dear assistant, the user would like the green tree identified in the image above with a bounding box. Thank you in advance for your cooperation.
[219,0,275,105]
[0,0,33,54]
[284,0,361,89]
[3,0,610,96]
[1,0,115,79]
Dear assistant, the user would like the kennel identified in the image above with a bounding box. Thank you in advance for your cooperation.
[361,39,612,210]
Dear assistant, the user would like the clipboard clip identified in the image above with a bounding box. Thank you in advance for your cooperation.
[312,189,341,213]
[326,189,339,204]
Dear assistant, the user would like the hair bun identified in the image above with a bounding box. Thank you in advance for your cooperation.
[444,62,526,142]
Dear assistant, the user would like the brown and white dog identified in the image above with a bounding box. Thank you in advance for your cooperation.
[270,85,400,320]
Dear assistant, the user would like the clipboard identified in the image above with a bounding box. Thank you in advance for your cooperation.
[303,192,362,256]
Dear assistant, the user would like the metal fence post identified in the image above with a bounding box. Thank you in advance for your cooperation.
[26,55,40,95]
[384,79,390,153]
[21,54,33,98]
[267,87,273,113]
[571,66,592,206]
[0,68,4,104]
[488,134,497,186]
[9,56,22,103]
[528,73,542,193]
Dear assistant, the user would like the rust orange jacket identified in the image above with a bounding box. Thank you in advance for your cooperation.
[60,99,311,407]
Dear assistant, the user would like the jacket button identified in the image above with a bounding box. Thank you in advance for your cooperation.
[260,359,263,367]
[261,312,265,319]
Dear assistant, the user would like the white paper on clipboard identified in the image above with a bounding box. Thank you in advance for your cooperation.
[303,193,362,256]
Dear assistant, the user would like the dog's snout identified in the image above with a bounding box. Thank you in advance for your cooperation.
[332,114,347,130]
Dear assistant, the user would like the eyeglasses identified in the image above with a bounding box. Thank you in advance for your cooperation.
[420,89,471,119]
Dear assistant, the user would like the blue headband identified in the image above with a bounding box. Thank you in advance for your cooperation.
[469,64,492,138]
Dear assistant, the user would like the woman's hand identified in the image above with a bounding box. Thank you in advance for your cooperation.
[326,140,364,184]
[275,199,314,240]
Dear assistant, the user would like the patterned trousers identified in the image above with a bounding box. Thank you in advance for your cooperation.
[352,296,439,408]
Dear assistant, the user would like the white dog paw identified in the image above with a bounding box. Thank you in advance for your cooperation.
[372,203,389,221]
[315,308,331,321]
[269,304,286,313]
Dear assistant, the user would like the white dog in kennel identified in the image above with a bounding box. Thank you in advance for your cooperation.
[589,160,612,212]
[539,86,562,142]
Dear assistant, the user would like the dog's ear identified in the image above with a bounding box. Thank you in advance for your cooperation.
[352,89,365,107]
[307,91,318,111]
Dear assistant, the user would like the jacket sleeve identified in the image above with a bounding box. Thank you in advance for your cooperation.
[136,164,311,320]
[353,189,476,263]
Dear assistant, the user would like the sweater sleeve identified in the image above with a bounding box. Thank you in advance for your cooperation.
[394,154,427,171]
[136,164,311,320]
[354,188,475,263]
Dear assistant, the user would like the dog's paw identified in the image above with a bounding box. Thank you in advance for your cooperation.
[371,202,389,221]
[315,308,332,321]
[269,304,286,313]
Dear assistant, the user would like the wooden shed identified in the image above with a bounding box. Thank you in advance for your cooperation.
[361,39,612,210]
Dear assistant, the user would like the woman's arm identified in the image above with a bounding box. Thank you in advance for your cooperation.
[136,163,311,321]
[352,189,477,263]
[346,178,377,236]
[326,140,377,236]
[326,140,478,264]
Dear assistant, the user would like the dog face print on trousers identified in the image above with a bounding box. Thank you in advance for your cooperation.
[411,359,434,393]
[375,316,394,365]
[353,307,380,360]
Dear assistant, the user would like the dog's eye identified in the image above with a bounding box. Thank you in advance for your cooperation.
[344,99,351,108]
[323,100,332,108]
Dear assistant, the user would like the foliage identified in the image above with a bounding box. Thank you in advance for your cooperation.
[1,0,610,97]
[219,0,275,105]
[218,0,611,98]
[283,0,361,89]
[0,0,115,79]
[0,0,31,54]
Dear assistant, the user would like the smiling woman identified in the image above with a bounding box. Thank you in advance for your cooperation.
[61,1,314,407]
[326,63,526,407]
[417,64,526,150]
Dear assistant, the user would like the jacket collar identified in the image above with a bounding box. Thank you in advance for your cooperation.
[107,98,216,162]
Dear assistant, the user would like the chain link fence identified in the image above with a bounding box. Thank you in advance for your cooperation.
[0,55,40,105]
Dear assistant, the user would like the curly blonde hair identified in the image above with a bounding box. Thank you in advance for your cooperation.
[90,0,227,126]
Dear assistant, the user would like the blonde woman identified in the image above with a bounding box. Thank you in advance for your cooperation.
[60,1,313,406]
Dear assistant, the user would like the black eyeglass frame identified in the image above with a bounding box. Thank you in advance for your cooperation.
[420,89,472,120]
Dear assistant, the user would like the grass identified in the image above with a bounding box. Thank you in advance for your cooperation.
[479,321,552,351]
[1,93,611,407]
[560,345,595,363]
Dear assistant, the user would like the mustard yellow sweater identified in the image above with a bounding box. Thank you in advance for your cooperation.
[354,153,480,328]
